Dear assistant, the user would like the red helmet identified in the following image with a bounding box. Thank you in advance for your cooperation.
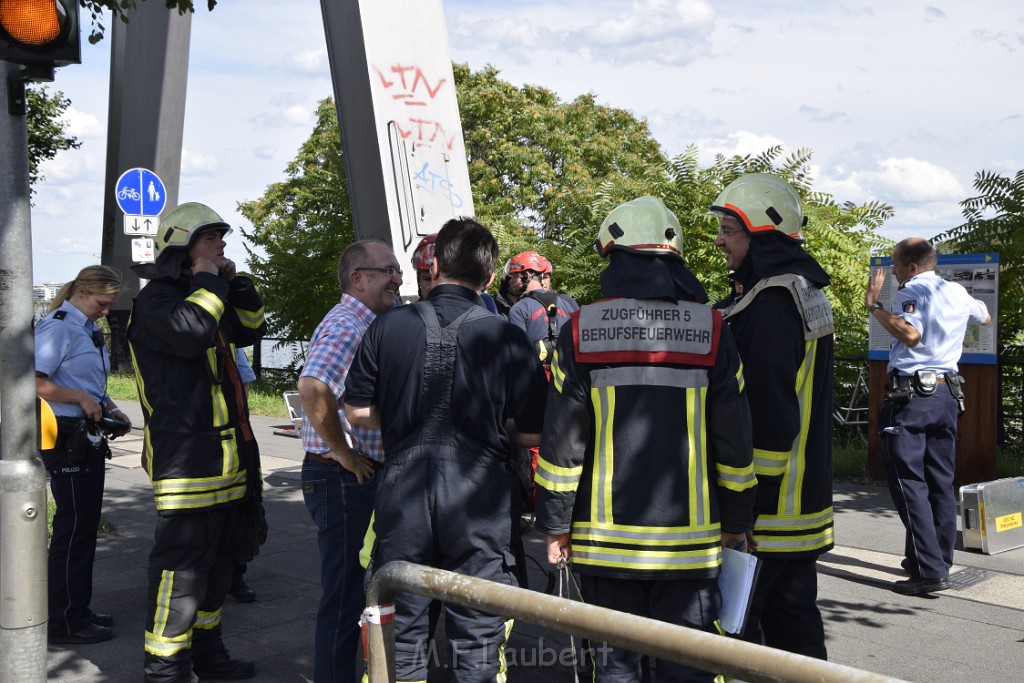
[412,234,437,272]
[508,251,552,275]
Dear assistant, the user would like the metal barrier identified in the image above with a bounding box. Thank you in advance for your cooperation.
[364,561,908,683]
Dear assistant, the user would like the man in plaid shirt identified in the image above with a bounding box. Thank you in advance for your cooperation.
[297,239,402,683]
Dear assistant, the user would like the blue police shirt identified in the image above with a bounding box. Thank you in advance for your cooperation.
[888,271,989,375]
[34,300,109,418]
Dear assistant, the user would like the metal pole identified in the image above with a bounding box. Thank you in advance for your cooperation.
[365,561,908,683]
[0,61,50,683]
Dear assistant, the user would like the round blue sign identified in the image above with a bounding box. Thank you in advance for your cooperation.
[115,168,167,217]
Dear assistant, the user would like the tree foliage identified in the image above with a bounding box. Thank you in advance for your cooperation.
[26,86,81,195]
[80,1,217,44]
[933,169,1024,349]
[238,99,354,343]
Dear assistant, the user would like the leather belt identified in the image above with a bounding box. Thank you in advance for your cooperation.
[891,374,946,391]
[304,451,336,464]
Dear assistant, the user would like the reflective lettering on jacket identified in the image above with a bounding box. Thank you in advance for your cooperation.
[574,299,719,366]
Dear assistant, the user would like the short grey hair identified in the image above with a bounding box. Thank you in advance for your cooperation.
[337,239,391,292]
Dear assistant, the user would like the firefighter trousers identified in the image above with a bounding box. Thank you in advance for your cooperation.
[143,505,241,683]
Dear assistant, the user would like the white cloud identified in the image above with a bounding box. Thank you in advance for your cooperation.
[845,158,965,203]
[65,107,105,138]
[181,149,221,175]
[286,47,328,73]
[253,145,276,160]
[694,131,787,163]
[38,150,101,184]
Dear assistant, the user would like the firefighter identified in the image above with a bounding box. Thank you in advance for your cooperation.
[536,196,756,682]
[709,173,835,659]
[412,233,438,300]
[506,251,579,366]
[129,202,267,683]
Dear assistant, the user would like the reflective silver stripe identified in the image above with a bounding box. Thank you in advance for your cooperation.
[572,523,721,544]
[753,528,835,552]
[754,507,834,530]
[234,305,265,330]
[753,448,788,475]
[716,463,757,491]
[144,629,191,657]
[535,457,582,492]
[152,569,174,637]
[577,300,713,356]
[780,339,816,517]
[152,471,247,494]
[591,366,708,388]
[154,486,247,511]
[690,387,709,526]
[194,607,221,630]
[186,288,224,321]
[591,386,615,524]
[573,546,721,570]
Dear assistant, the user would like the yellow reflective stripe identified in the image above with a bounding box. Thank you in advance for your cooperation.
[572,522,722,545]
[209,349,230,429]
[754,507,833,530]
[151,471,247,495]
[716,462,757,492]
[535,457,582,493]
[152,570,174,637]
[572,545,721,571]
[753,448,789,476]
[145,629,191,657]
[194,607,221,631]
[590,387,615,525]
[154,486,247,511]
[780,339,817,517]
[687,388,711,526]
[753,527,835,553]
[550,348,565,393]
[186,288,225,321]
[496,618,514,683]
[220,426,239,477]
[736,361,745,393]
[234,305,265,330]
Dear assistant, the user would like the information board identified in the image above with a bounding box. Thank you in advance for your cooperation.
[868,253,998,365]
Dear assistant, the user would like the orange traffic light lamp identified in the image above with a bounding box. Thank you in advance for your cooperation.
[0,0,81,80]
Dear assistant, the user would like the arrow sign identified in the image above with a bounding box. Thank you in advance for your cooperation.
[124,214,160,236]
[115,168,167,217]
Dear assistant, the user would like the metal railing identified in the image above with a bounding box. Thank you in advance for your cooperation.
[363,561,908,683]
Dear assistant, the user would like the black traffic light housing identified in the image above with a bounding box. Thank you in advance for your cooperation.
[0,0,81,80]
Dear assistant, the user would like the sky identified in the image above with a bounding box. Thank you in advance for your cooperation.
[27,0,1024,284]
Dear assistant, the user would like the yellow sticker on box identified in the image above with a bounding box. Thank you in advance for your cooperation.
[995,512,1023,533]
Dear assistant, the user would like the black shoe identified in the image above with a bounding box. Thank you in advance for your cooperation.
[891,576,951,595]
[49,623,113,645]
[193,651,256,680]
[90,611,114,627]
[230,578,257,603]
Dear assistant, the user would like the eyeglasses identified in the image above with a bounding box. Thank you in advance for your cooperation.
[357,266,403,279]
[717,226,744,238]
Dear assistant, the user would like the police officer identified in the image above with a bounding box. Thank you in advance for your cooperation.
[36,265,130,645]
[129,203,267,682]
[866,237,990,595]
[537,197,755,682]
[710,174,835,659]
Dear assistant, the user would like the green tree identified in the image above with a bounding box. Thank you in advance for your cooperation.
[26,86,80,195]
[933,169,1024,348]
[238,99,353,343]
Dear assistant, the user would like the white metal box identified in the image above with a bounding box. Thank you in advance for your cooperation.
[960,477,1024,555]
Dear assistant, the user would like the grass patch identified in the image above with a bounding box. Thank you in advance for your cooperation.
[996,447,1024,479]
[833,433,874,483]
[107,372,289,419]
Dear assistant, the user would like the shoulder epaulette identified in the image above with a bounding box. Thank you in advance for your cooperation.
[53,310,67,320]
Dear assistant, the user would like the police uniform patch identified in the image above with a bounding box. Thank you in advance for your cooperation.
[902,301,917,314]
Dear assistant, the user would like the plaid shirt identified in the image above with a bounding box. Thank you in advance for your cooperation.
[300,294,384,462]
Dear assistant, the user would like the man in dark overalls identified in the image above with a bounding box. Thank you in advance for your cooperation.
[345,218,548,682]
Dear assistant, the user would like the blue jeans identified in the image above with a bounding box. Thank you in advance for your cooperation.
[302,459,378,683]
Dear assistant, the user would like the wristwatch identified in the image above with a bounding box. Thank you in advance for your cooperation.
[868,302,885,314]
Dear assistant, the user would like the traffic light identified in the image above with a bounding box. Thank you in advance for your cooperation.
[0,0,81,74]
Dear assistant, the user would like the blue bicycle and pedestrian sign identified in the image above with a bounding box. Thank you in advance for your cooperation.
[115,168,167,217]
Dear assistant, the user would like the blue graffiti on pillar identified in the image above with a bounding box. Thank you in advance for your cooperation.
[413,162,464,208]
